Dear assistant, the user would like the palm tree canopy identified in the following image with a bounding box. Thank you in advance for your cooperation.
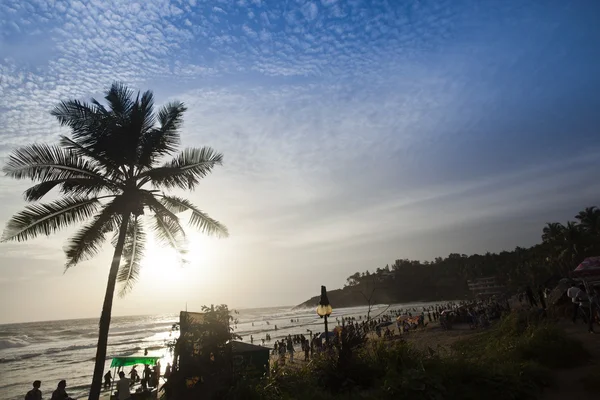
[541,222,565,244]
[2,82,228,296]
[575,206,600,235]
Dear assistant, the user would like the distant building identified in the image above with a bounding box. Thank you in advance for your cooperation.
[467,276,505,297]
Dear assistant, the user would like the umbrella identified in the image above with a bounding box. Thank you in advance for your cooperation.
[574,257,600,276]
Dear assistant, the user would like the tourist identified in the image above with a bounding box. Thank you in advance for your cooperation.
[129,365,139,383]
[116,371,132,400]
[567,283,586,323]
[303,340,309,361]
[525,286,538,307]
[25,380,42,400]
[287,338,295,363]
[153,362,161,388]
[164,363,172,381]
[104,370,112,389]
[141,364,151,389]
[50,380,73,400]
[278,340,286,365]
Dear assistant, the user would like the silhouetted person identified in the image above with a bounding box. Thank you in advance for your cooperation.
[567,283,584,323]
[142,364,151,389]
[116,371,132,400]
[50,380,73,400]
[538,286,547,310]
[164,363,172,381]
[525,286,537,307]
[25,380,42,400]
[129,365,139,383]
[104,370,112,389]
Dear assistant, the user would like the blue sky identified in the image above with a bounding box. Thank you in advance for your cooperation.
[1,0,600,323]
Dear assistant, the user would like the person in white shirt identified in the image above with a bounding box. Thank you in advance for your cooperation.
[116,371,132,400]
[567,283,586,323]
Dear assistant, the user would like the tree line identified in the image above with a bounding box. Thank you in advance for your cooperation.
[340,206,600,302]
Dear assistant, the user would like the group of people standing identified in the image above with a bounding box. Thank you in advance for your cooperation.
[273,334,314,364]
[101,361,172,400]
[25,380,74,400]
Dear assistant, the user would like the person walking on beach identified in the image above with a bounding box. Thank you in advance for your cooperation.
[104,370,112,389]
[116,371,132,400]
[25,380,42,400]
[50,380,73,400]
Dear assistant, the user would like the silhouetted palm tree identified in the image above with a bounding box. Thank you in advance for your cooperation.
[542,222,565,244]
[1,83,228,400]
[576,206,600,235]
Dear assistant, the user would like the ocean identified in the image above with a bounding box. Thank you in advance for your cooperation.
[0,302,439,399]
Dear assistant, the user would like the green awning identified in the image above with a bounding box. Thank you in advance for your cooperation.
[110,356,161,368]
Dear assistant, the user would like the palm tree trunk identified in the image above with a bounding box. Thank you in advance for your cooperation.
[88,213,130,400]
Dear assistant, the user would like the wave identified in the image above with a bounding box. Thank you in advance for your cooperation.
[0,337,30,349]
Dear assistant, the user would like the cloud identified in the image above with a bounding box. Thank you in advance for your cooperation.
[1,0,600,320]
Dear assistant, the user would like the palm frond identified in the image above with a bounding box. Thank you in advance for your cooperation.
[59,136,125,181]
[51,99,108,138]
[137,101,186,167]
[2,197,101,242]
[105,82,135,117]
[117,216,146,296]
[3,144,109,183]
[142,194,188,259]
[138,147,223,190]
[160,195,229,238]
[23,177,112,202]
[64,199,123,267]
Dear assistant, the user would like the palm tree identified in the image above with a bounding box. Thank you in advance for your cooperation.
[1,83,228,400]
[541,222,565,244]
[575,206,600,235]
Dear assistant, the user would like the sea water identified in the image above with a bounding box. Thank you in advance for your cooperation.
[0,302,438,399]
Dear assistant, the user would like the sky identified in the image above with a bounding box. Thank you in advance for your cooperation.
[1,0,600,324]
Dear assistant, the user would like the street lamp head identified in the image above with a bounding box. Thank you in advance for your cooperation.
[316,304,333,317]
[317,285,332,317]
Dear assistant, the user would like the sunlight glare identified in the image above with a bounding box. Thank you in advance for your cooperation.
[140,230,220,293]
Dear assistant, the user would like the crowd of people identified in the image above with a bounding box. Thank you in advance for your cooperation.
[250,299,514,362]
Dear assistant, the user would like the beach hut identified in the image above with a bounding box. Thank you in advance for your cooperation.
[230,341,270,378]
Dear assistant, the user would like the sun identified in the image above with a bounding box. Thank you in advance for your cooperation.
[140,231,219,291]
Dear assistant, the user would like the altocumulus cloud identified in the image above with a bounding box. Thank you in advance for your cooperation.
[1,0,600,316]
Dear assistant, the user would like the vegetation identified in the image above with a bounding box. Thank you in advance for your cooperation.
[228,313,588,400]
[1,83,228,400]
[298,206,600,308]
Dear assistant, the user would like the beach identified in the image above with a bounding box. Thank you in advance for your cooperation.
[0,301,446,399]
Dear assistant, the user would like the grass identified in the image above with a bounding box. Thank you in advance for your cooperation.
[452,312,589,369]
[225,312,588,400]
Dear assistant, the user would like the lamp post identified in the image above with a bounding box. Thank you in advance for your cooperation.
[316,285,333,345]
